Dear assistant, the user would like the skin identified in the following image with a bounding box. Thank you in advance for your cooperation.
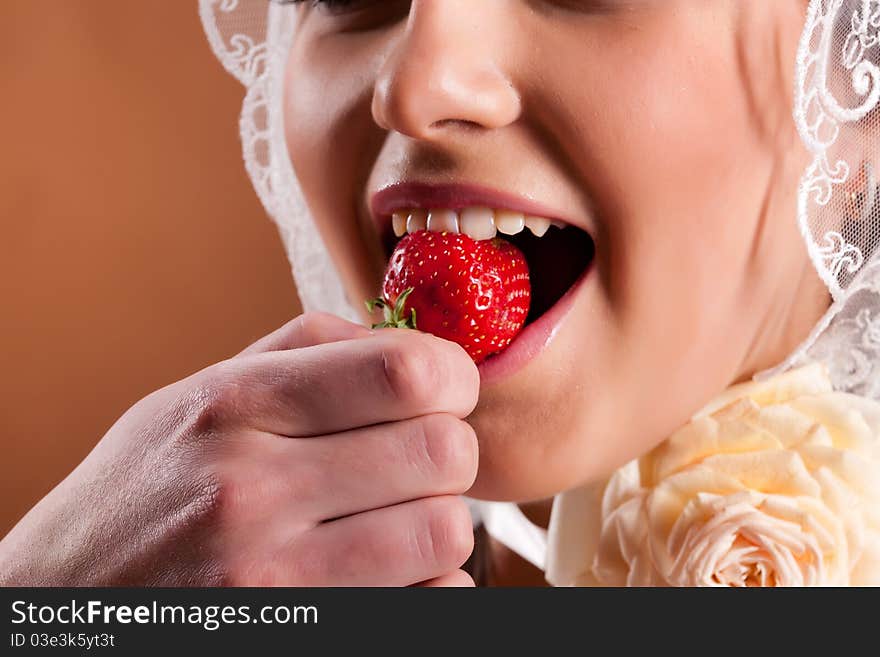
[0,317,481,586]
[0,0,830,587]
[284,0,828,503]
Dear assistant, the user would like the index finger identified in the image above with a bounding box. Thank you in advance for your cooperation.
[235,311,372,357]
[222,329,480,436]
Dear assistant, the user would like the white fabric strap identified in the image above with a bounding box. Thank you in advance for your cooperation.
[470,500,548,572]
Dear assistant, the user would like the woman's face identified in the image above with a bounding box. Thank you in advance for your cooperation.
[284,0,828,502]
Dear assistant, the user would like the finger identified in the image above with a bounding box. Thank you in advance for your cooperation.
[286,496,474,587]
[417,569,475,587]
[218,330,479,436]
[235,312,371,357]
[242,414,478,523]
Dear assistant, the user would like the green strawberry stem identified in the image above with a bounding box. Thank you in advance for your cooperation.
[365,287,418,330]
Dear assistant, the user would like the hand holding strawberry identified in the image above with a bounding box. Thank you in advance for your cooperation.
[368,230,531,364]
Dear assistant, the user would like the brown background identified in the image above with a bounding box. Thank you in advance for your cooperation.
[0,2,301,535]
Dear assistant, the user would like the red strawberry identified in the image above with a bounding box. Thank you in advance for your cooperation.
[367,230,531,364]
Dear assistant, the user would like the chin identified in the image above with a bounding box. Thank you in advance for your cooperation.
[466,411,587,502]
[464,344,596,503]
[464,296,606,501]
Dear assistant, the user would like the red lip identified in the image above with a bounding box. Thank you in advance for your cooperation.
[370,182,574,241]
[369,181,595,385]
[477,261,592,385]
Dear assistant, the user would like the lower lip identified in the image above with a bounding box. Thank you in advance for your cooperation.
[477,263,592,385]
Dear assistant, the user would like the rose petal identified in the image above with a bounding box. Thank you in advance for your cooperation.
[651,413,783,483]
[850,529,880,585]
[695,363,832,418]
[553,364,880,588]
[792,394,878,455]
[698,451,821,497]
[750,403,820,448]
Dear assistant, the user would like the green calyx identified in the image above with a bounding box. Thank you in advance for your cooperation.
[365,287,418,330]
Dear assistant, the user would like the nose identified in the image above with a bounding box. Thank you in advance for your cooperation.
[371,0,521,140]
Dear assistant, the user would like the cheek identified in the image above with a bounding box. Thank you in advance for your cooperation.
[283,48,386,306]
[470,7,807,498]
[591,28,781,423]
[560,9,774,344]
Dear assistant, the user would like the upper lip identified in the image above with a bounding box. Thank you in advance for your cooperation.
[369,181,583,244]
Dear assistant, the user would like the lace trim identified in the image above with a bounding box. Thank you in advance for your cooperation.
[763,0,880,396]
[199,0,880,399]
[199,0,359,322]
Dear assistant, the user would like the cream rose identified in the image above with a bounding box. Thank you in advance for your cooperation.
[546,363,880,587]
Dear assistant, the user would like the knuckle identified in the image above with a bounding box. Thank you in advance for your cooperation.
[195,469,244,524]
[169,472,225,532]
[380,338,441,409]
[414,414,478,489]
[295,311,333,345]
[186,364,245,437]
[157,476,229,579]
[420,497,474,570]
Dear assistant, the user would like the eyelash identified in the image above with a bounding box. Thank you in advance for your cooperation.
[279,0,364,8]
[278,1,632,19]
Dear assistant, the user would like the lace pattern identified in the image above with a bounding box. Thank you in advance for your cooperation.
[762,0,880,397]
[198,0,359,322]
[199,0,880,398]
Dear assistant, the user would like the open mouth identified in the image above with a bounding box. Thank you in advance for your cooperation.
[380,207,596,328]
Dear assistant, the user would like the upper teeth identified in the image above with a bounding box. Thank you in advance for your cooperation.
[391,208,564,240]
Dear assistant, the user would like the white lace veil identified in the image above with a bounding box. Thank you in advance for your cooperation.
[198,0,880,398]
[199,0,358,323]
